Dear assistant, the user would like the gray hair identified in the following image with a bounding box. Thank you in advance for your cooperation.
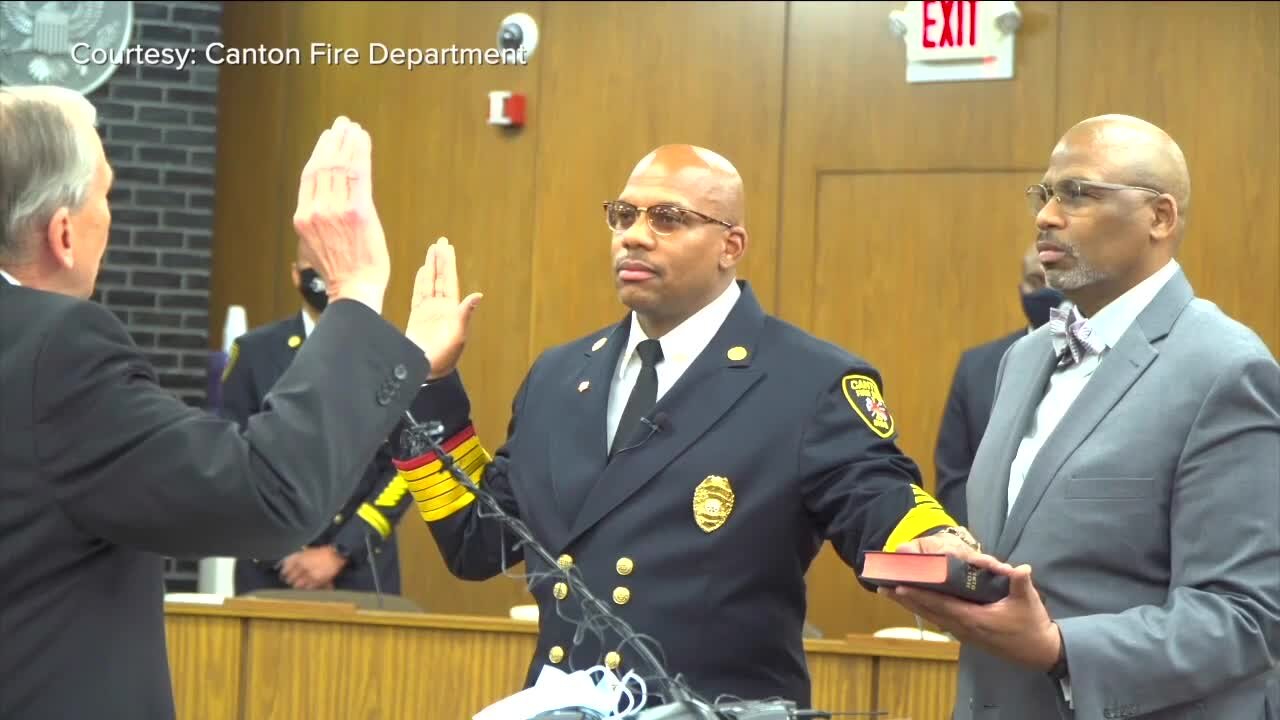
[0,85,101,262]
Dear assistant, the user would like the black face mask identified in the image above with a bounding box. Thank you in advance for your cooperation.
[1021,286,1064,329]
[298,268,328,312]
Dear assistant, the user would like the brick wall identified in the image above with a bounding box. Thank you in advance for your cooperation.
[87,0,222,411]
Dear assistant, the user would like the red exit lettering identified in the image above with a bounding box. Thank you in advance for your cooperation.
[922,0,979,49]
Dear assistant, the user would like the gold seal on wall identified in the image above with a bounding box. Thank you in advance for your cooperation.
[692,476,735,532]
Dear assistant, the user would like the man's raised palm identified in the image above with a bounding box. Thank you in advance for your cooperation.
[408,238,482,379]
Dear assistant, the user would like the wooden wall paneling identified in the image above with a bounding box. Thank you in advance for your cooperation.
[164,613,243,720]
[776,1,1061,328]
[526,1,788,354]
[209,1,293,339]
[1056,0,1280,356]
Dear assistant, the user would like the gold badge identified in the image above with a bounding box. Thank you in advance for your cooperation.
[842,373,894,439]
[692,475,735,532]
[726,345,748,362]
[287,335,302,349]
[591,337,608,352]
[578,380,590,393]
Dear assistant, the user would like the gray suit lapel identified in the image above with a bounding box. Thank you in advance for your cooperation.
[975,336,1059,547]
[993,269,1193,557]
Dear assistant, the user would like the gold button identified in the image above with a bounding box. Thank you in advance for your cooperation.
[557,554,574,570]
[333,513,343,523]
[553,582,569,600]
[548,646,565,664]
[605,651,621,670]
[612,587,630,605]
[616,557,634,576]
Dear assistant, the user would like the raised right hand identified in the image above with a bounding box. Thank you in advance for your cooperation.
[407,238,483,379]
[292,116,390,315]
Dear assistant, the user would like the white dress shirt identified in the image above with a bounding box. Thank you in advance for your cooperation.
[605,281,741,452]
[301,308,316,338]
[0,268,21,286]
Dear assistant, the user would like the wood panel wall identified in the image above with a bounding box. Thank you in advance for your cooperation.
[210,1,1280,643]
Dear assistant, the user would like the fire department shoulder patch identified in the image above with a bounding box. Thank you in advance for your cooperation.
[842,373,895,439]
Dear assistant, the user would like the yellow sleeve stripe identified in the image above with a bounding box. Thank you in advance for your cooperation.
[374,476,409,508]
[880,485,958,552]
[357,503,393,538]
[396,437,494,523]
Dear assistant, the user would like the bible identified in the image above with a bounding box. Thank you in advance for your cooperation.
[860,551,1010,604]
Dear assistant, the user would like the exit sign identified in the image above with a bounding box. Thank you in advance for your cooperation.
[889,0,1021,83]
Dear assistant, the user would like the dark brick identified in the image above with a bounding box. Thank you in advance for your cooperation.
[166,88,217,105]
[164,170,212,188]
[133,271,183,289]
[138,106,190,125]
[164,129,216,146]
[181,348,212,367]
[141,24,193,45]
[111,84,165,102]
[193,112,216,127]
[135,3,170,20]
[161,252,209,270]
[195,30,220,46]
[189,192,214,210]
[139,147,189,164]
[136,190,187,208]
[108,184,133,204]
[163,210,211,230]
[105,289,157,307]
[133,312,183,328]
[174,6,220,25]
[96,269,128,286]
[112,209,160,226]
[158,333,207,350]
[141,66,189,84]
[110,124,162,143]
[185,234,211,251]
[147,352,180,369]
[135,230,184,248]
[114,166,161,184]
[106,249,158,266]
[96,101,136,121]
[160,294,207,310]
[130,331,157,347]
[184,274,209,291]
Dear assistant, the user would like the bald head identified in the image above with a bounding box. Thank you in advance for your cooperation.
[624,144,745,226]
[1055,114,1191,237]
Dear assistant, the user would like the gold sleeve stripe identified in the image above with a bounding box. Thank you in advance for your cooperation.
[357,503,393,538]
[880,485,959,552]
[374,476,409,508]
[398,439,495,523]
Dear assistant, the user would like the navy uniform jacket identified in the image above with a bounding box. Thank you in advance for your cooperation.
[220,311,415,592]
[934,329,1024,525]
[0,275,427,720]
[390,281,957,708]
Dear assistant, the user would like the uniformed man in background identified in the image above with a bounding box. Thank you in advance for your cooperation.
[220,245,415,594]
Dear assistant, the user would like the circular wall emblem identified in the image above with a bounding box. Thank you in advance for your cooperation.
[0,1,134,95]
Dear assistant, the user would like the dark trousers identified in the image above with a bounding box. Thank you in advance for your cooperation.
[234,537,403,596]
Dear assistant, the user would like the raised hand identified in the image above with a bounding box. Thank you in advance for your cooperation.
[407,238,483,379]
[292,116,390,315]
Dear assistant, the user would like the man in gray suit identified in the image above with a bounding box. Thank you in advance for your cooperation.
[884,114,1280,719]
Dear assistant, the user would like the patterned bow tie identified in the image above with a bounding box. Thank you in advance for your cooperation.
[1047,305,1105,367]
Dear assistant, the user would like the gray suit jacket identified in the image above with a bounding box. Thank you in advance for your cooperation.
[956,268,1280,720]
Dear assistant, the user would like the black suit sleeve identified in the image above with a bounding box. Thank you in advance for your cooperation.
[797,366,960,589]
[389,368,529,581]
[933,355,972,525]
[33,298,429,560]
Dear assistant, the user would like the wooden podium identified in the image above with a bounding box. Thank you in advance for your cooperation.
[164,597,957,719]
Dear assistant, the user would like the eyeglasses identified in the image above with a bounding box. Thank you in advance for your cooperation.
[603,200,733,236]
[1026,178,1163,215]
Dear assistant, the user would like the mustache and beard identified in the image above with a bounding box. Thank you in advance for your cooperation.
[1039,235,1109,292]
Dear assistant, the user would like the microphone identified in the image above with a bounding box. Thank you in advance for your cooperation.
[614,411,670,457]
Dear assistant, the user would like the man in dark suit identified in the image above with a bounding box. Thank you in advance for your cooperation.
[934,244,1064,523]
[221,249,415,595]
[0,87,433,719]
[387,146,981,709]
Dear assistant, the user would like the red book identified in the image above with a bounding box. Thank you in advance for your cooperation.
[860,551,1010,604]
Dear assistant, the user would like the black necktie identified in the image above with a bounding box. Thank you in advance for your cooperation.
[611,339,663,456]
